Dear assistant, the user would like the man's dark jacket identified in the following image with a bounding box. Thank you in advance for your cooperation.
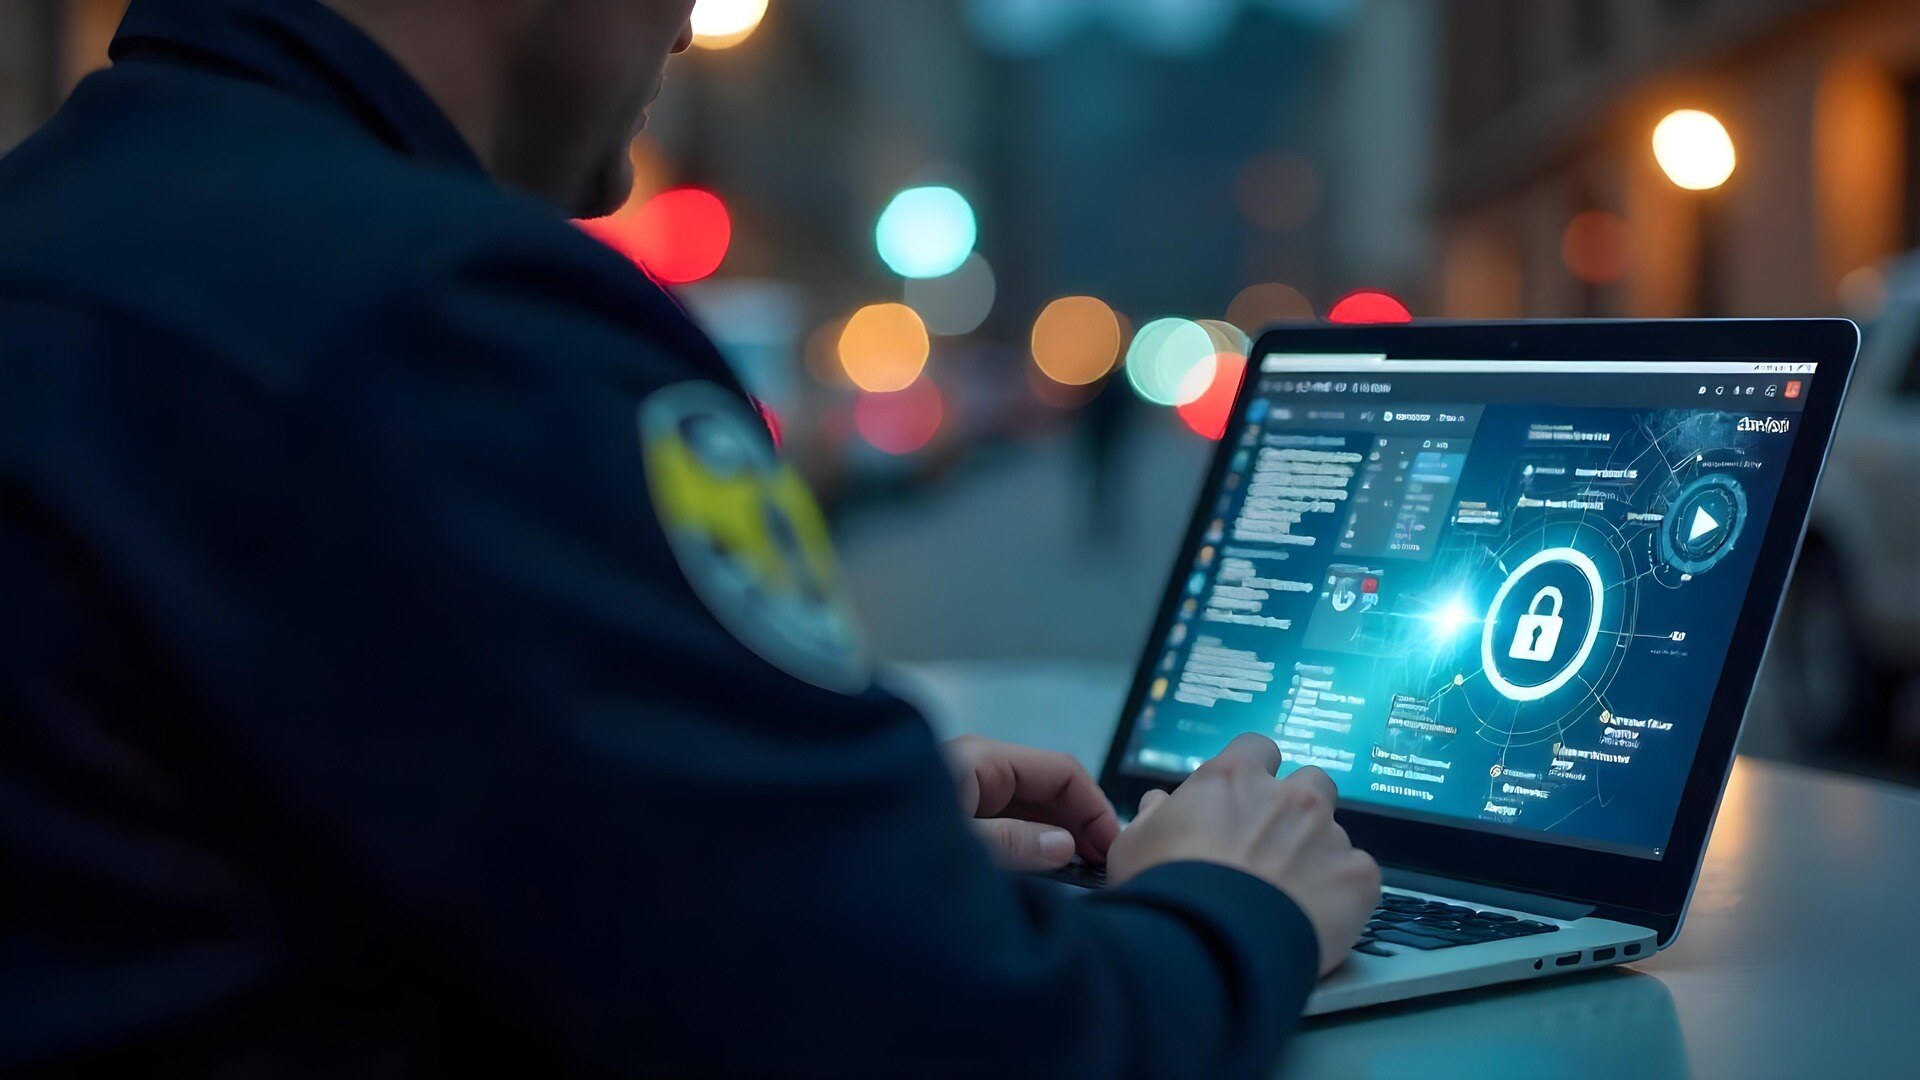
[0,1,1321,1074]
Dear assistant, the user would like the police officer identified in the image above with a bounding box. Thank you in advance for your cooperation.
[0,1,1379,1075]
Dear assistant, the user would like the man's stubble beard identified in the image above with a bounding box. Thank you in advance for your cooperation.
[492,11,646,219]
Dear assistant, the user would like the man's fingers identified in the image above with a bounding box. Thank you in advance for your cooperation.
[1132,788,1171,826]
[944,736,1121,862]
[1196,732,1283,779]
[974,818,1077,872]
[1281,763,1339,809]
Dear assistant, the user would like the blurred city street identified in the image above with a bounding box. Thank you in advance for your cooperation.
[841,411,1209,665]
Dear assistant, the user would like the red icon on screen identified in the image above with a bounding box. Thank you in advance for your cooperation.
[1361,577,1380,594]
[1784,381,1803,399]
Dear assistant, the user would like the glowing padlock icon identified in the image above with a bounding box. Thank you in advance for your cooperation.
[1509,586,1565,662]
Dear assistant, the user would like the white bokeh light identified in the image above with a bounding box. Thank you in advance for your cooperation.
[691,0,770,50]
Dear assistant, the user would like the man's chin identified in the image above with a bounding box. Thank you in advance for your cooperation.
[573,157,634,220]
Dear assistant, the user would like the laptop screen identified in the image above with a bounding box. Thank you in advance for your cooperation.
[1116,354,1821,860]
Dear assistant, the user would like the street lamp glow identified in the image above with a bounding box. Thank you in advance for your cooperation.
[1653,110,1736,191]
[691,0,770,50]
[876,186,978,280]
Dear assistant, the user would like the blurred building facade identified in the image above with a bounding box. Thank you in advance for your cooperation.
[1430,0,1920,320]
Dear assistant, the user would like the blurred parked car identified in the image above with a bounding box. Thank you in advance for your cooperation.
[1754,259,1920,755]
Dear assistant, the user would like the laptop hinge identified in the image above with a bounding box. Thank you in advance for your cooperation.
[1384,868,1595,922]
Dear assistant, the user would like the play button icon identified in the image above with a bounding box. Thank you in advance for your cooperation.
[1660,474,1748,575]
[1689,506,1721,542]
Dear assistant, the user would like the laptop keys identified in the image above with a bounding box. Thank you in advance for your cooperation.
[1050,874,1560,955]
[1352,892,1561,954]
[1044,859,1109,889]
[1369,928,1453,951]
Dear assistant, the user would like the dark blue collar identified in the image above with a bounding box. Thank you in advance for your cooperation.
[111,0,487,179]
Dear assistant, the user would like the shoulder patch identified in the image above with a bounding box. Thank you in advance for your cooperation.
[639,381,870,694]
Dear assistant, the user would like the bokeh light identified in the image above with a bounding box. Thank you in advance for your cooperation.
[1226,283,1315,334]
[962,0,1087,57]
[804,317,851,387]
[1125,318,1217,406]
[691,0,770,50]
[1110,0,1239,56]
[855,378,946,455]
[1198,319,1252,359]
[838,303,931,393]
[1177,353,1248,440]
[1234,152,1322,232]
[1031,296,1123,386]
[904,253,997,336]
[876,186,978,279]
[1328,290,1413,325]
[1561,210,1632,285]
[1653,109,1736,191]
[579,187,732,284]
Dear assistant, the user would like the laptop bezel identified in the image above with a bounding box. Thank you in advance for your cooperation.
[1097,319,1860,942]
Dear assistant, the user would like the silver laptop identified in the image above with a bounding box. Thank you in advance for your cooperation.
[1068,320,1858,1014]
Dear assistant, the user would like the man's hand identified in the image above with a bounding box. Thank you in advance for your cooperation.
[943,736,1122,873]
[1106,733,1381,977]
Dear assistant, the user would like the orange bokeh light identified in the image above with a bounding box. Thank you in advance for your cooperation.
[1031,296,1123,386]
[804,317,852,387]
[1226,283,1315,334]
[838,303,931,393]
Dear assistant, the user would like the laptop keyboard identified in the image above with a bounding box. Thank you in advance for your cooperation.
[1048,860,1111,889]
[1047,864,1561,956]
[1354,891,1559,956]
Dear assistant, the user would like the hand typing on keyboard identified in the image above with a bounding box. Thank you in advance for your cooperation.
[1106,734,1382,977]
[943,735,1123,873]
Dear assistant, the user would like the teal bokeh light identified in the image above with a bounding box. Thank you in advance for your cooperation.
[876,186,979,279]
[1125,318,1216,406]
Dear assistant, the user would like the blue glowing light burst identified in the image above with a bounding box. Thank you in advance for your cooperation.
[875,186,979,280]
[1429,595,1479,642]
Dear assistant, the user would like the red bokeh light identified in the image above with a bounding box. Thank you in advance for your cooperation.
[855,378,945,455]
[1327,290,1413,325]
[578,187,732,284]
[1177,354,1247,441]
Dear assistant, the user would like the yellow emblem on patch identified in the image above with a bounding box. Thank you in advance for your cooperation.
[640,382,869,693]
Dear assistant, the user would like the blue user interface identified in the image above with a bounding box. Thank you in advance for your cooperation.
[1121,356,1818,859]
